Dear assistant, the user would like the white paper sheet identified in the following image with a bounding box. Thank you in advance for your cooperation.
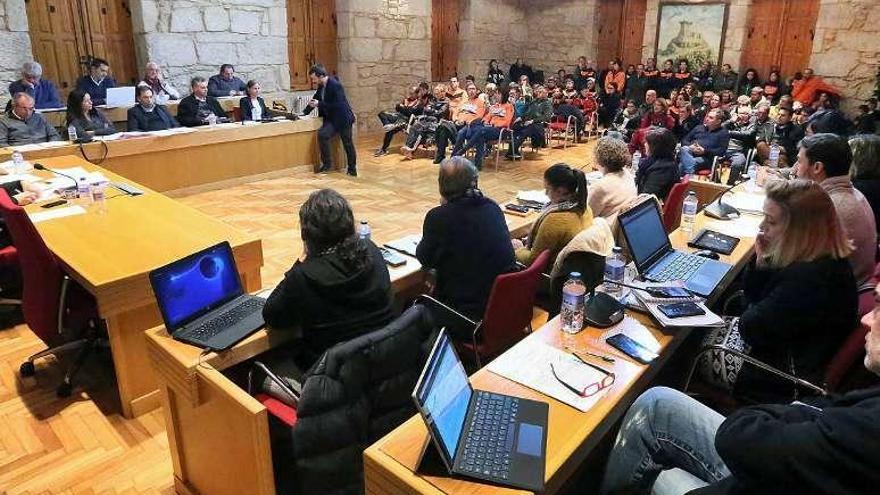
[516,190,550,206]
[725,191,765,214]
[704,215,762,239]
[28,205,86,223]
[0,173,40,185]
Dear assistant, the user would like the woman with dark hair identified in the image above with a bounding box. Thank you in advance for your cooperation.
[737,68,761,97]
[512,163,592,266]
[262,188,395,373]
[239,80,278,122]
[762,70,786,104]
[635,127,681,201]
[487,59,505,86]
[65,89,115,138]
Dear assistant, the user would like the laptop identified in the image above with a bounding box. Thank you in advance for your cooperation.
[618,199,732,297]
[149,242,266,351]
[412,330,547,491]
[105,86,136,107]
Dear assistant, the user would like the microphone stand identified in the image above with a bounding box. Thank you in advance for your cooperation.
[704,176,748,220]
[33,163,78,189]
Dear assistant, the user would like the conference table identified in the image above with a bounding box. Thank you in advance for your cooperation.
[20,155,264,418]
[36,96,243,129]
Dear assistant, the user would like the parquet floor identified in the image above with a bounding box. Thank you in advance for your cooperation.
[0,132,598,494]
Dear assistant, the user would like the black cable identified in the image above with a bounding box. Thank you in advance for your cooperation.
[77,139,109,165]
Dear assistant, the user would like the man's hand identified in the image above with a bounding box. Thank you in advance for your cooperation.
[309,99,319,107]
[13,191,38,206]
[511,238,525,250]
[755,231,768,259]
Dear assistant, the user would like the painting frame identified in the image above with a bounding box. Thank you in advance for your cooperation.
[654,1,730,71]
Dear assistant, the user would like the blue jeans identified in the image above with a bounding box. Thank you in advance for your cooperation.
[466,126,506,169]
[452,121,483,155]
[678,147,707,176]
[599,387,731,495]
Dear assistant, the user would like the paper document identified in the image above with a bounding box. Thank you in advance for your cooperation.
[93,133,122,142]
[28,205,86,224]
[384,234,421,257]
[725,191,765,214]
[601,316,661,354]
[705,216,761,239]
[516,190,550,206]
[0,173,40,185]
[34,141,70,149]
[487,335,611,412]
[630,290,725,329]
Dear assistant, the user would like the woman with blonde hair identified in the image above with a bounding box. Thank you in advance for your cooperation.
[702,179,858,402]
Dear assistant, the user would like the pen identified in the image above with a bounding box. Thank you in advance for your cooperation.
[565,345,615,364]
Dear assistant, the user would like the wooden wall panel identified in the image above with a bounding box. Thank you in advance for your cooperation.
[620,0,647,66]
[287,0,338,91]
[431,0,459,81]
[741,0,819,78]
[311,0,338,79]
[778,0,819,77]
[597,0,624,66]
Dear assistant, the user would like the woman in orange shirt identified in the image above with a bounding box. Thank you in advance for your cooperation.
[454,91,515,170]
[604,59,626,95]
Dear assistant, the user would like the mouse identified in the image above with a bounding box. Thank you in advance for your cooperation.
[693,249,720,260]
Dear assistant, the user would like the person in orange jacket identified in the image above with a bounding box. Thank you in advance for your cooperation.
[455,89,516,170]
[791,68,840,106]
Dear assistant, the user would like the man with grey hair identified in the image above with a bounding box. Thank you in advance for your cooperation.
[138,62,180,102]
[416,157,516,338]
[0,92,61,147]
[8,61,63,109]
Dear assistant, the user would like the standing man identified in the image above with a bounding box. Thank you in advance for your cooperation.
[304,64,357,176]
[75,58,116,106]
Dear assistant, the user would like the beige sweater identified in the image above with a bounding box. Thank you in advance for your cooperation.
[822,176,877,289]
[588,170,638,227]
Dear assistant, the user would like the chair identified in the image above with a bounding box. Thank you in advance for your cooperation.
[546,252,607,315]
[487,126,513,171]
[662,177,690,233]
[0,190,102,397]
[249,304,439,495]
[0,245,21,306]
[547,115,577,149]
[419,250,551,367]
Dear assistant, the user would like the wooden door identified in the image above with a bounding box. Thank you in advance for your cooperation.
[620,0,647,66]
[431,0,459,81]
[25,0,85,95]
[740,0,819,79]
[87,0,138,86]
[597,0,624,66]
[310,0,337,79]
[287,0,311,90]
[778,0,819,77]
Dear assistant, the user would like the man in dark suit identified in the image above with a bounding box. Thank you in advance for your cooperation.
[304,64,357,176]
[127,86,177,132]
[177,76,227,127]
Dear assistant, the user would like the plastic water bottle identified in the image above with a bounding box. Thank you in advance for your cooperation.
[77,176,91,205]
[68,125,78,142]
[768,142,780,168]
[358,220,371,241]
[681,191,698,235]
[603,247,625,298]
[561,272,586,334]
[11,152,25,174]
[90,182,107,214]
[631,150,642,171]
[207,113,217,126]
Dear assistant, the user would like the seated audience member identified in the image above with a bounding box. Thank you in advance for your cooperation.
[672,103,700,141]
[657,59,675,98]
[575,80,599,116]
[769,94,793,121]
[262,188,395,375]
[139,62,180,102]
[762,106,803,168]
[0,93,61,146]
[458,90,514,170]
[635,127,680,201]
[416,157,517,337]
[668,93,688,121]
[762,70,785,104]
[208,64,246,97]
[695,61,715,91]
[519,74,534,97]
[610,99,640,139]
[718,89,735,113]
[604,59,626,95]
[694,90,713,121]
[561,78,578,102]
[446,75,466,111]
[679,109,730,175]
[75,58,115,106]
[797,133,877,288]
[8,61,63,109]
[508,58,532,86]
[747,86,768,111]
[643,58,659,88]
[752,104,776,162]
[630,97,675,154]
[625,64,650,106]
[699,179,857,401]
[637,89,658,118]
[545,75,559,92]
[512,163,591,266]
[126,86,178,131]
[508,85,552,159]
[434,81,485,164]
[375,85,425,156]
[600,289,880,495]
[598,83,622,127]
[723,105,758,181]
[178,76,227,127]
[849,134,880,243]
[736,68,760,97]
[713,63,738,92]
[854,104,877,135]
[239,80,280,122]
[589,137,637,224]
[486,59,505,86]
[673,59,692,90]
[65,89,115,138]
[791,67,841,106]
[575,61,597,90]
[0,178,44,247]
[401,84,449,159]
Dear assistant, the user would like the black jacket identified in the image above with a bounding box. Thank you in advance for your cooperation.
[689,386,880,495]
[416,193,517,320]
[126,104,177,132]
[238,96,271,121]
[67,109,116,137]
[736,256,857,401]
[262,240,395,368]
[635,157,680,201]
[772,122,805,163]
[177,94,226,127]
[306,76,354,129]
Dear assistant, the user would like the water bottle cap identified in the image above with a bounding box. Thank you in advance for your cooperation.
[687,191,696,196]
[360,220,368,224]
[612,246,622,253]
[569,272,581,278]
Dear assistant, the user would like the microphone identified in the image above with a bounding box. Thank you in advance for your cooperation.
[33,163,78,188]
[704,176,748,220]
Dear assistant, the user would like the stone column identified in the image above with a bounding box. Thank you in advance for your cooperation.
[130,0,290,96]
[336,0,431,133]
[0,0,34,99]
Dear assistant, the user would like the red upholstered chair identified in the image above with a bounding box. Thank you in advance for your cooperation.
[0,190,102,397]
[419,250,551,367]
[547,115,577,149]
[662,177,690,233]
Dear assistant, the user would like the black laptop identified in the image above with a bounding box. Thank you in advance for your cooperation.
[618,199,732,297]
[149,241,266,351]
[412,330,548,491]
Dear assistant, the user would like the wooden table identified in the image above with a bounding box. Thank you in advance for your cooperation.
[24,155,264,418]
[363,202,759,495]
[37,96,243,128]
[2,118,325,192]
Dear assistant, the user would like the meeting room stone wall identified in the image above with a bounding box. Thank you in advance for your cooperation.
[0,0,32,99]
[130,0,291,96]
[457,0,527,81]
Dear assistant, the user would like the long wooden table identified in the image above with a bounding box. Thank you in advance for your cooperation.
[23,155,264,418]
[363,200,760,494]
[2,118,325,192]
[36,96,243,128]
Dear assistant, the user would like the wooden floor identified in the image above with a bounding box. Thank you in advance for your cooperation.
[0,133,598,494]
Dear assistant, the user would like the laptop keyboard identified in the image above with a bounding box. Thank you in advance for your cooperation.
[180,298,264,343]
[459,391,519,480]
[652,253,707,282]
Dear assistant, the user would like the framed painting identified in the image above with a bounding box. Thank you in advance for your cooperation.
[655,2,729,69]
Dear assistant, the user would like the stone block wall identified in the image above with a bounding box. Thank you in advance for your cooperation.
[336,0,431,133]
[523,0,597,76]
[130,0,290,97]
[457,0,527,81]
[0,0,33,99]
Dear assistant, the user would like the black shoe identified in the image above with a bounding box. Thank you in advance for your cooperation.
[318,164,332,173]
[373,149,388,157]
[347,167,358,177]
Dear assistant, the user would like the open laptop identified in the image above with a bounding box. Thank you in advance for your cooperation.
[618,199,732,297]
[412,330,547,491]
[105,86,136,107]
[149,242,266,351]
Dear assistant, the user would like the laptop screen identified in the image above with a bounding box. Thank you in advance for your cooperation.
[619,201,671,270]
[150,242,243,331]
[414,331,473,464]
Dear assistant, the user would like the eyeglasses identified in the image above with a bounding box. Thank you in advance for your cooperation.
[549,358,615,398]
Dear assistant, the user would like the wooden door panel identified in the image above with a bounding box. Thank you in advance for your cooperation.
[287,0,311,90]
[621,0,647,66]
[26,0,85,97]
[597,0,624,65]
[432,0,459,80]
[311,0,337,78]
[89,0,138,85]
[740,0,782,77]
[778,0,819,78]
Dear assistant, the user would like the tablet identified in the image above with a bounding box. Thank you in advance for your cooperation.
[686,229,740,255]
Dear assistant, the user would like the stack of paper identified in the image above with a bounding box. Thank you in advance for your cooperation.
[631,289,725,328]
[383,234,421,257]
[28,205,86,224]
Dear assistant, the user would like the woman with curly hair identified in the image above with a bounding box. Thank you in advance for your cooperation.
[588,136,637,224]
